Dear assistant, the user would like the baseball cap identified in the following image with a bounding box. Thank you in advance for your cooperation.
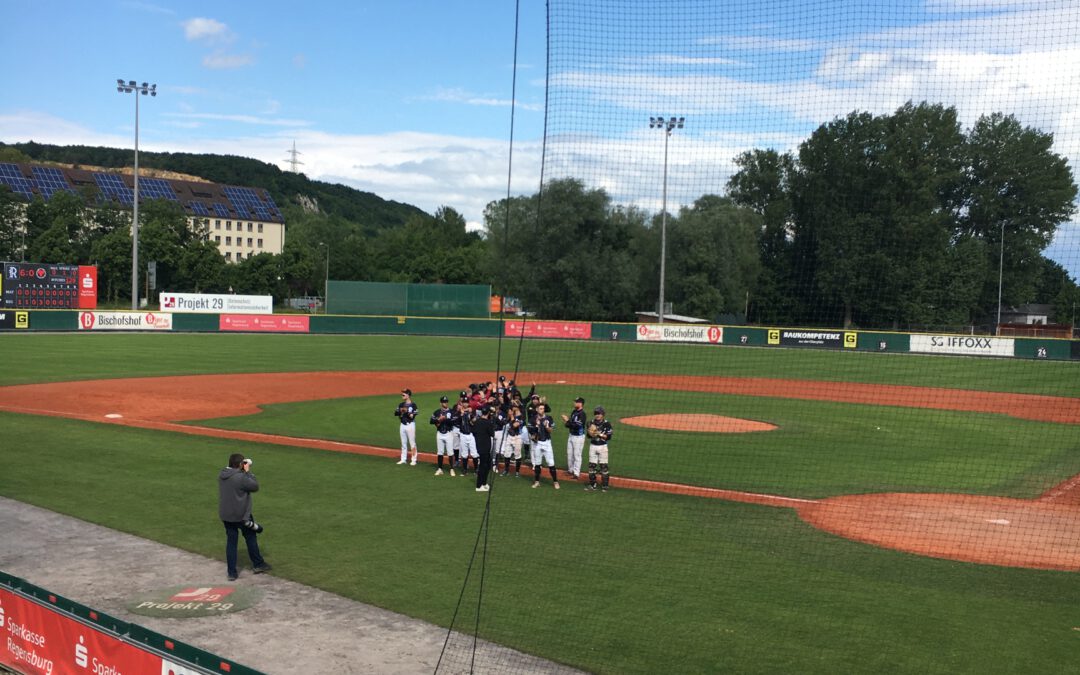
[593,406,605,415]
[531,393,540,400]
[440,396,449,403]
[402,388,412,396]
[574,397,585,403]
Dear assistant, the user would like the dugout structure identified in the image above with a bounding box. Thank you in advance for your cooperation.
[326,280,492,318]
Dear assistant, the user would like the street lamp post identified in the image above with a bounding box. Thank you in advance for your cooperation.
[995,220,1005,335]
[649,116,683,324]
[116,79,157,310]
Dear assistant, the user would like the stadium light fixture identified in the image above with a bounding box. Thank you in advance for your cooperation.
[116,78,157,310]
[649,116,684,324]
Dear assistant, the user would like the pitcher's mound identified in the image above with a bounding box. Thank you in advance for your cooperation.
[621,413,777,433]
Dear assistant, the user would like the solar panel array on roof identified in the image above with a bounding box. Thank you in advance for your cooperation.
[139,177,179,201]
[31,166,76,199]
[223,186,274,221]
[3,163,284,226]
[0,163,34,199]
[94,173,134,205]
[261,191,282,219]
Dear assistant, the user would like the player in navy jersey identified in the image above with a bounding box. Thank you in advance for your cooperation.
[394,388,419,465]
[430,396,458,476]
[530,403,560,489]
[561,396,587,479]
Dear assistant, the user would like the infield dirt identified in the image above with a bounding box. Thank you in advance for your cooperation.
[1,371,1078,573]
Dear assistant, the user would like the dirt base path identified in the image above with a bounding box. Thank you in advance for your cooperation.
[1,371,1078,571]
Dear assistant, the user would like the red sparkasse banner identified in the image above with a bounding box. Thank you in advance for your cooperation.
[0,588,163,675]
[220,314,311,333]
[504,320,591,340]
[77,265,97,309]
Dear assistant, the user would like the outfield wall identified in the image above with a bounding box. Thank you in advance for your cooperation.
[3,310,1077,361]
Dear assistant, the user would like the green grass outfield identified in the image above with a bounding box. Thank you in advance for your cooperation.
[1,332,1079,673]
[200,385,1078,499]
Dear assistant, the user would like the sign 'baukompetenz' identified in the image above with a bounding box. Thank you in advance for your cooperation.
[910,334,1015,357]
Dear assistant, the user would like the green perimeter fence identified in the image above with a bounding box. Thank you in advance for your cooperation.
[326,281,492,318]
[3,309,1078,361]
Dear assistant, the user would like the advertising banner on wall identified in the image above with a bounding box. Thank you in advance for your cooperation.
[766,329,854,349]
[220,314,311,333]
[78,312,173,331]
[0,310,29,330]
[504,320,592,339]
[0,588,164,675]
[636,324,723,344]
[910,334,1015,357]
[159,292,273,314]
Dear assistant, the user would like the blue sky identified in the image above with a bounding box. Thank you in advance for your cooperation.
[1,0,1078,277]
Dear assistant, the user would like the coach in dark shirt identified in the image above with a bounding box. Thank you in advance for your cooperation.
[473,406,496,492]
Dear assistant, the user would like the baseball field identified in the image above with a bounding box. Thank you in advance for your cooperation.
[1,332,1078,673]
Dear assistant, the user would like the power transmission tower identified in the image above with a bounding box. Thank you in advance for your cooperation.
[285,140,304,173]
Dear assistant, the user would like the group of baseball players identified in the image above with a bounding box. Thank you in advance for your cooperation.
[394,378,614,493]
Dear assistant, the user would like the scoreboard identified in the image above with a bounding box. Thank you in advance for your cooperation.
[1,262,98,309]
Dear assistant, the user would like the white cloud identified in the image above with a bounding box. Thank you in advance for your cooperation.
[182,17,231,43]
[162,112,310,127]
[0,110,539,229]
[202,52,254,70]
[0,111,130,148]
[697,35,819,52]
[122,1,175,15]
[167,85,207,96]
[425,87,543,111]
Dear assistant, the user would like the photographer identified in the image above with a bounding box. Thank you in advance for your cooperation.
[218,453,272,581]
[472,406,496,492]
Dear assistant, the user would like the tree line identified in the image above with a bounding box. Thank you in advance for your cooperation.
[490,102,1079,328]
[1,101,1078,328]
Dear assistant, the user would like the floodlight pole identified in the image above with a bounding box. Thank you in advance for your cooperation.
[320,241,330,314]
[650,116,683,324]
[117,79,157,310]
[995,220,1005,335]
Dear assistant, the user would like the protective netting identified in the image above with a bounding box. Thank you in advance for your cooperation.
[437,1,1080,673]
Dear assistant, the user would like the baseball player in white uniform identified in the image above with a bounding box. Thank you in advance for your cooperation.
[395,388,419,465]
[530,403,560,489]
[457,401,479,474]
[561,396,587,479]
[430,396,457,476]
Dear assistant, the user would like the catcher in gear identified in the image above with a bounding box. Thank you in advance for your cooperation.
[586,406,613,492]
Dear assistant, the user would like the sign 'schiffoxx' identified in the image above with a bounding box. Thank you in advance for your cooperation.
[910,334,1015,357]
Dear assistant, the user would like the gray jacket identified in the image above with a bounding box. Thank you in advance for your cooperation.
[218,467,259,522]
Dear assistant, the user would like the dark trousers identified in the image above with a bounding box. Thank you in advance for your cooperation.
[224,520,265,576]
[476,450,492,488]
